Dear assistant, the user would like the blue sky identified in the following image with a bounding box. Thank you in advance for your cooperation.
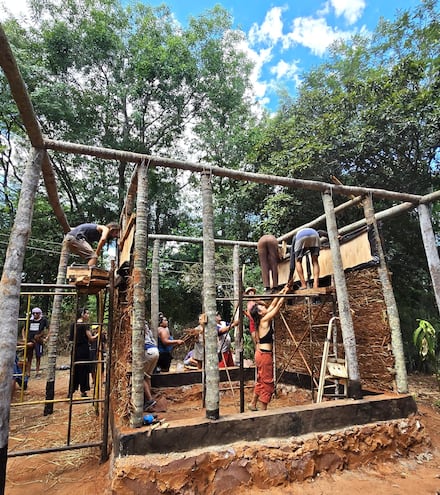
[141,0,422,110]
[1,0,423,111]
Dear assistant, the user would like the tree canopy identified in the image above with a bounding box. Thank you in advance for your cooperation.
[1,0,440,362]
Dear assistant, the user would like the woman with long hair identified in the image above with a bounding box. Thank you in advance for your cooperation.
[248,285,289,411]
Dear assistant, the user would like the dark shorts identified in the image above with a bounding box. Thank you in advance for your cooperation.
[294,231,320,260]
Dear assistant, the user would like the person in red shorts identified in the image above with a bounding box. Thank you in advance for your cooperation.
[216,312,239,368]
[248,284,289,411]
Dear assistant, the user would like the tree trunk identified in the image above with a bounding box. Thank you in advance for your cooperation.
[130,161,149,428]
[150,239,160,339]
[44,240,70,415]
[418,203,440,317]
[44,137,428,204]
[322,190,362,399]
[201,172,220,420]
[363,195,408,392]
[233,244,241,366]
[0,148,44,493]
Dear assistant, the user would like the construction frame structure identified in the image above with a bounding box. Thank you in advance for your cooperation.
[1,22,440,490]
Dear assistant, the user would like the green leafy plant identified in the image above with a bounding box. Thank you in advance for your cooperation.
[413,319,440,391]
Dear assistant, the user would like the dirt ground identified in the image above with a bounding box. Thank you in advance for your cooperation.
[5,367,440,495]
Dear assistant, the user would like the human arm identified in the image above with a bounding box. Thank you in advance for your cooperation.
[94,224,110,257]
[217,320,239,335]
[264,286,289,320]
[158,327,184,346]
[86,328,99,343]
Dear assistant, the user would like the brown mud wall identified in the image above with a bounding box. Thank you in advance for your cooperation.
[110,415,429,494]
[275,267,395,392]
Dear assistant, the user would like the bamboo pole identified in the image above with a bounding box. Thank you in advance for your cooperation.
[201,171,220,420]
[130,161,149,428]
[363,194,408,393]
[418,203,440,317]
[322,190,362,399]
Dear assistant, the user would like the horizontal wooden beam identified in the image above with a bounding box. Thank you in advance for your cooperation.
[44,138,423,204]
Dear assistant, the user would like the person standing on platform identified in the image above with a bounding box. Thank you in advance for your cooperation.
[257,234,282,293]
[288,228,326,290]
[157,316,184,372]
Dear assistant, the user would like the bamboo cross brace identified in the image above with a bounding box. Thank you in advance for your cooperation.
[275,313,317,388]
[280,312,317,383]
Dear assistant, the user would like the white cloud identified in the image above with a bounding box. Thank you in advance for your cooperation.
[285,16,352,56]
[270,59,300,81]
[248,6,286,46]
[330,0,366,25]
[236,38,272,101]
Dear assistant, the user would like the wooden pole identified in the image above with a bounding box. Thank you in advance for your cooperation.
[130,161,149,428]
[150,239,160,339]
[322,190,362,399]
[0,147,44,493]
[418,203,440,316]
[44,137,424,204]
[43,240,70,416]
[278,195,364,242]
[363,194,408,393]
[201,171,220,420]
[0,25,70,233]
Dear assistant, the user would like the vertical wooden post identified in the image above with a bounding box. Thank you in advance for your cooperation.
[0,148,44,492]
[201,171,220,419]
[363,195,408,392]
[130,161,149,428]
[233,244,241,365]
[418,203,440,316]
[44,240,70,415]
[233,244,245,412]
[150,239,160,339]
[322,190,362,399]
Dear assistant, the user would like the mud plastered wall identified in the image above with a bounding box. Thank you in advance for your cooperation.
[275,267,395,392]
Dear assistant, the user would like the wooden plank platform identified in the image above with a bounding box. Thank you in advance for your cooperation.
[66,265,109,292]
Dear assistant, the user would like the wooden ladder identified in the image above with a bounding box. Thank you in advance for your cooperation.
[316,316,348,402]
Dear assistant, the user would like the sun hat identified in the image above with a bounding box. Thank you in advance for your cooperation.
[244,287,256,294]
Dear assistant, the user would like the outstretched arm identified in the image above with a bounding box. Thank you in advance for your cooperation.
[95,225,110,257]
[265,286,289,320]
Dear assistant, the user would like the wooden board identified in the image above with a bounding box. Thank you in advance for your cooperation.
[119,215,136,266]
[67,265,109,289]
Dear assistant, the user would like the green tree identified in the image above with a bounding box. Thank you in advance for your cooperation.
[1,0,259,318]
[248,0,440,354]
